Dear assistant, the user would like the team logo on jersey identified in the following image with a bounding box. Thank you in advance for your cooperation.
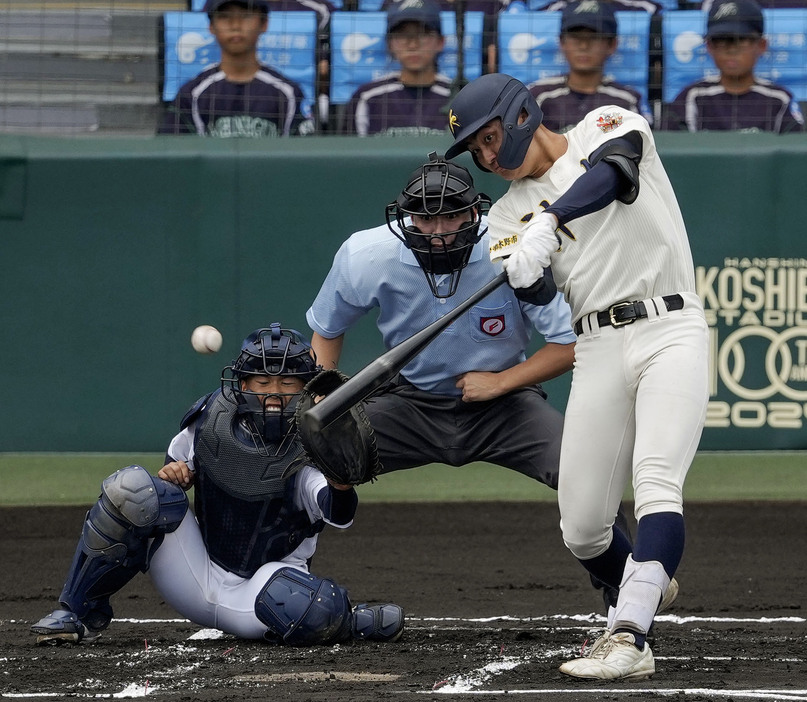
[520,213,534,223]
[448,109,460,134]
[480,315,505,336]
[596,112,623,133]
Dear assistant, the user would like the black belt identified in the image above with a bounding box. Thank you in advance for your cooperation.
[573,294,684,335]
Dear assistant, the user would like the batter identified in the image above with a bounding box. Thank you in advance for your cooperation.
[444,73,709,680]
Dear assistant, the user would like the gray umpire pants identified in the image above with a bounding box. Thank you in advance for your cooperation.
[362,378,562,490]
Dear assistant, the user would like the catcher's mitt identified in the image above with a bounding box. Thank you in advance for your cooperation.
[294,369,382,485]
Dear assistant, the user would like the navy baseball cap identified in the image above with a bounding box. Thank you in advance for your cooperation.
[561,0,617,36]
[706,0,764,38]
[387,0,443,36]
[203,0,269,13]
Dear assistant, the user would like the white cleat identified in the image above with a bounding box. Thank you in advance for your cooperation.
[559,631,655,680]
[658,577,679,614]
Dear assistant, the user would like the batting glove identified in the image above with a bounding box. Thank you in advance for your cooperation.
[501,212,561,289]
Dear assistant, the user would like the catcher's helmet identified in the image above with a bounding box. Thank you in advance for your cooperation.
[385,152,491,298]
[445,73,543,171]
[221,324,319,453]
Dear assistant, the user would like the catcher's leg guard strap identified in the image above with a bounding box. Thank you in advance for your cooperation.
[59,465,188,623]
[255,567,352,646]
[610,556,670,635]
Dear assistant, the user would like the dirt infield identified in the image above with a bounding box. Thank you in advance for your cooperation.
[1,501,805,701]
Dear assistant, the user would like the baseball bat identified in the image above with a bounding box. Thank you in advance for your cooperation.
[300,271,507,433]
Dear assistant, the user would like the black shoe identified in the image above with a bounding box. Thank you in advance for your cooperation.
[590,574,619,612]
[351,604,404,642]
[31,609,103,646]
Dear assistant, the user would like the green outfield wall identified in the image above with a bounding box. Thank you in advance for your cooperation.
[1,133,805,452]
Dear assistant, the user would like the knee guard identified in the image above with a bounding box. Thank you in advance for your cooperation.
[59,465,188,628]
[255,567,352,646]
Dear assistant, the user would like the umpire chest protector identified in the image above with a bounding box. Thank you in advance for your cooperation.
[192,391,322,578]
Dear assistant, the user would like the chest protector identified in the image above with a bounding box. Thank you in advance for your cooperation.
[193,392,323,578]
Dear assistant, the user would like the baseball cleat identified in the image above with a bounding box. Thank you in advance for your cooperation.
[559,631,655,680]
[31,609,102,646]
[351,603,404,642]
[658,577,679,614]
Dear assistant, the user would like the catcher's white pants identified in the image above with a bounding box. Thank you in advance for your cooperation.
[148,511,308,639]
[558,293,709,560]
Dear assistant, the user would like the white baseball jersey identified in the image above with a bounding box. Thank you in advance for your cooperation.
[484,105,710,639]
[487,107,697,324]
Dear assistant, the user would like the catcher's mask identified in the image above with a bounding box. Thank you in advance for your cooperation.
[385,152,491,298]
[221,324,319,456]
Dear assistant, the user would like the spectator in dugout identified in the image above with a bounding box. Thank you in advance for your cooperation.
[382,0,509,75]
[526,0,652,132]
[339,0,452,136]
[158,0,314,137]
[663,0,804,133]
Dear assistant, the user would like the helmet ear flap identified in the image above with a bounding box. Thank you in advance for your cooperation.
[497,84,543,170]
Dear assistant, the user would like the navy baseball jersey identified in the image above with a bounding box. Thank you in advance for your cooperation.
[340,74,452,136]
[268,0,336,62]
[270,0,335,33]
[664,77,804,133]
[158,64,314,137]
[528,75,651,132]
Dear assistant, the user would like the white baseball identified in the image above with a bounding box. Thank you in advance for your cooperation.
[191,325,223,354]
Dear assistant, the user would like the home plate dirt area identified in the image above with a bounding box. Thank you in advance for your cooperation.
[1,501,805,701]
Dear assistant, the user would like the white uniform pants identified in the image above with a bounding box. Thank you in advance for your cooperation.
[558,294,709,560]
[148,511,307,639]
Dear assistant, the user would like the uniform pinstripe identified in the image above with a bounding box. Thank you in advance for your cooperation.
[488,105,709,576]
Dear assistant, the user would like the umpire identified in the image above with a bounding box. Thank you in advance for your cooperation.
[306,153,630,607]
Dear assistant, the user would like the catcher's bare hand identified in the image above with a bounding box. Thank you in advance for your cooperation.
[158,460,195,489]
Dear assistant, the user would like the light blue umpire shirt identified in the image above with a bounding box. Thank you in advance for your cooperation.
[306,216,577,397]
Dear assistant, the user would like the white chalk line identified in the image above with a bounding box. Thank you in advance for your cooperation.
[425,689,807,700]
[3,615,804,699]
[7,613,806,628]
[414,614,806,699]
[416,613,807,625]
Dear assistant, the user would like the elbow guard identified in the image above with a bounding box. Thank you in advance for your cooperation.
[588,131,643,205]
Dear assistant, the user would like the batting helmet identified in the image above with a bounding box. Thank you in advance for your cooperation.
[385,152,491,298]
[445,73,543,171]
[221,324,319,451]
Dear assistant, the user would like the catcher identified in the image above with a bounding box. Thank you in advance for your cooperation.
[31,324,400,646]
